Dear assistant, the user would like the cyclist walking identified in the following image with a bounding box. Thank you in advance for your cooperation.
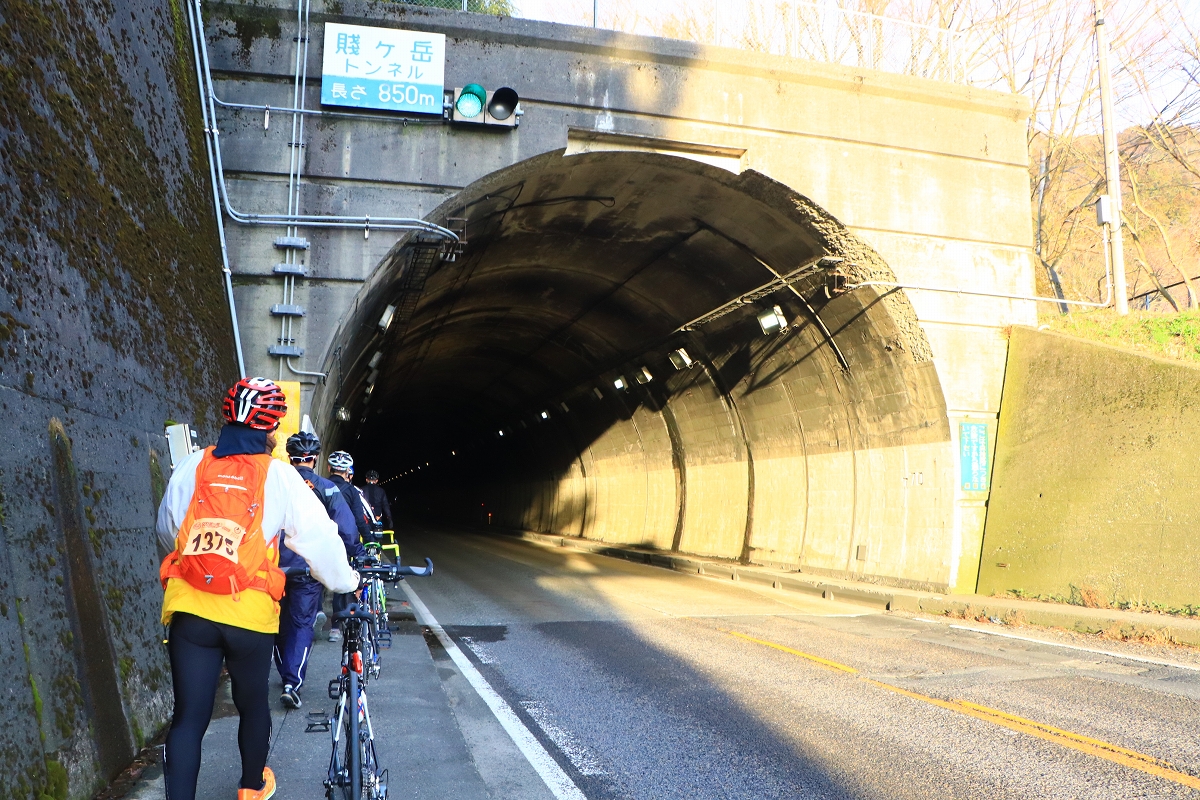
[359,470,393,532]
[275,431,364,710]
[327,451,374,545]
[157,378,359,800]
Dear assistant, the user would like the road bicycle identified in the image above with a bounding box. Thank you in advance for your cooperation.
[317,558,433,800]
[355,551,390,682]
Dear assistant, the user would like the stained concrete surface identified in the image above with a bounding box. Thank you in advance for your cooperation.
[981,326,1200,609]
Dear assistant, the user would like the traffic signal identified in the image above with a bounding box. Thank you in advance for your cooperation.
[451,84,520,127]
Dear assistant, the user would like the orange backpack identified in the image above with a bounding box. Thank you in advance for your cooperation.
[160,448,286,601]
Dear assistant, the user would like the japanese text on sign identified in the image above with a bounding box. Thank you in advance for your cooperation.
[959,422,990,491]
[320,23,445,114]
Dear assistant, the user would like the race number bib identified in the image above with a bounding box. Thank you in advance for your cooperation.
[182,518,246,563]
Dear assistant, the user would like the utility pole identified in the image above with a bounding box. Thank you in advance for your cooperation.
[1095,0,1128,315]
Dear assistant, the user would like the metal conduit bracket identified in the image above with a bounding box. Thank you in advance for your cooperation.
[270,304,306,317]
[269,345,304,357]
[273,263,306,276]
[274,236,310,250]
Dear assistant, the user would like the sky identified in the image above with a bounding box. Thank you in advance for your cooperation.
[502,0,1199,130]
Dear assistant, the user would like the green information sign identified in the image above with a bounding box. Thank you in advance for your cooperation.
[959,422,989,491]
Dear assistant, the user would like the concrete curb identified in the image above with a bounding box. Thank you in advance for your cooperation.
[496,529,1200,648]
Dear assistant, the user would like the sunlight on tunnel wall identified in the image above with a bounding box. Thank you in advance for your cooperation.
[481,287,956,591]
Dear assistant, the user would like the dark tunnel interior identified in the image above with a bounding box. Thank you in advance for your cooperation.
[315,150,953,585]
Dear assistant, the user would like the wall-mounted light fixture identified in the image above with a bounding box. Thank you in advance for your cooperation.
[635,366,653,384]
[367,369,380,385]
[668,348,693,370]
[364,384,374,396]
[592,387,604,399]
[540,410,549,420]
[757,305,787,335]
[497,429,505,437]
[378,304,396,333]
[822,272,848,300]
[336,407,351,421]
[613,377,627,390]
[368,351,383,369]
[560,402,569,412]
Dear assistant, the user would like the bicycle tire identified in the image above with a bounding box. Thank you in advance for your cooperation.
[346,668,361,800]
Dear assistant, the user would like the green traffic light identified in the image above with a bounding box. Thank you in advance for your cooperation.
[456,84,486,118]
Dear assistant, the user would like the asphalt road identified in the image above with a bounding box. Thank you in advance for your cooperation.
[142,526,1200,800]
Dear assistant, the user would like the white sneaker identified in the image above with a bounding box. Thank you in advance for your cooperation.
[314,611,327,632]
[328,627,342,643]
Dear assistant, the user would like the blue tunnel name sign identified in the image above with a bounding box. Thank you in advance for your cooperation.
[959,422,990,491]
[320,23,445,114]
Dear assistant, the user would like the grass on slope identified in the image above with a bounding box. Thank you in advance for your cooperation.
[1043,309,1200,364]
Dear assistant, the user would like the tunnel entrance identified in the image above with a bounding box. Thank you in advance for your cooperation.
[315,150,954,590]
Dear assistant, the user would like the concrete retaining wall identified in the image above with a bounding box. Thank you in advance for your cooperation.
[979,327,1200,609]
[0,2,236,797]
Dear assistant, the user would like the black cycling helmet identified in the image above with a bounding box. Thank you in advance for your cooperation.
[365,470,380,481]
[286,431,321,458]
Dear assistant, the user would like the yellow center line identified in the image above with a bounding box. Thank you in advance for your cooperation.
[723,629,1200,790]
[723,630,859,673]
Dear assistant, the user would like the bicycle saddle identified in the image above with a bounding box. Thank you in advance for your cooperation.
[332,603,374,620]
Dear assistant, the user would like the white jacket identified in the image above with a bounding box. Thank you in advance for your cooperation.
[156,449,359,594]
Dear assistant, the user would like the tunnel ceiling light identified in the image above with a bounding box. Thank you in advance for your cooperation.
[757,305,788,335]
[336,407,351,421]
[668,348,694,370]
[451,450,456,455]
[592,387,604,399]
[560,402,569,412]
[368,351,383,369]
[498,429,504,437]
[364,384,374,397]
[378,304,396,333]
[613,377,627,390]
[367,369,380,385]
[540,410,549,420]
[635,366,653,384]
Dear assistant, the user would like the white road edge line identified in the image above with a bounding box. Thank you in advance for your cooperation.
[399,581,589,800]
[912,617,1200,672]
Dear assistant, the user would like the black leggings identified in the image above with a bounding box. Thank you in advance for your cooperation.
[165,613,273,800]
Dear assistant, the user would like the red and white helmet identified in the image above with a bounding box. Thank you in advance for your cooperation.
[222,377,287,431]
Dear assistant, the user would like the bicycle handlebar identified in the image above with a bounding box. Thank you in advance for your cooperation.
[395,557,434,577]
[283,557,433,584]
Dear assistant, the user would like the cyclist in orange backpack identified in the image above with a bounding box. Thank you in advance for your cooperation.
[157,377,359,800]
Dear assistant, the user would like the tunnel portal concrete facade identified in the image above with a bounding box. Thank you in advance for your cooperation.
[207,1,1036,591]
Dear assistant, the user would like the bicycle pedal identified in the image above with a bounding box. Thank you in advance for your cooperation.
[328,679,340,700]
[304,711,331,733]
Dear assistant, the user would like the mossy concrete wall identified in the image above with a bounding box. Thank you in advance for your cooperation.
[979,327,1200,608]
[0,2,237,798]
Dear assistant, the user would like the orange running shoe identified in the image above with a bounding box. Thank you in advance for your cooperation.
[237,766,276,800]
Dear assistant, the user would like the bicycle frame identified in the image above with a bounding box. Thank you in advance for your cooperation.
[318,559,433,800]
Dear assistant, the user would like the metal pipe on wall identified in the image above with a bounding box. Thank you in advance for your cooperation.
[185,0,246,377]
[188,0,458,241]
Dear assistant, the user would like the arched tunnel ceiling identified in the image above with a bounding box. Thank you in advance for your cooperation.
[326,150,926,464]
